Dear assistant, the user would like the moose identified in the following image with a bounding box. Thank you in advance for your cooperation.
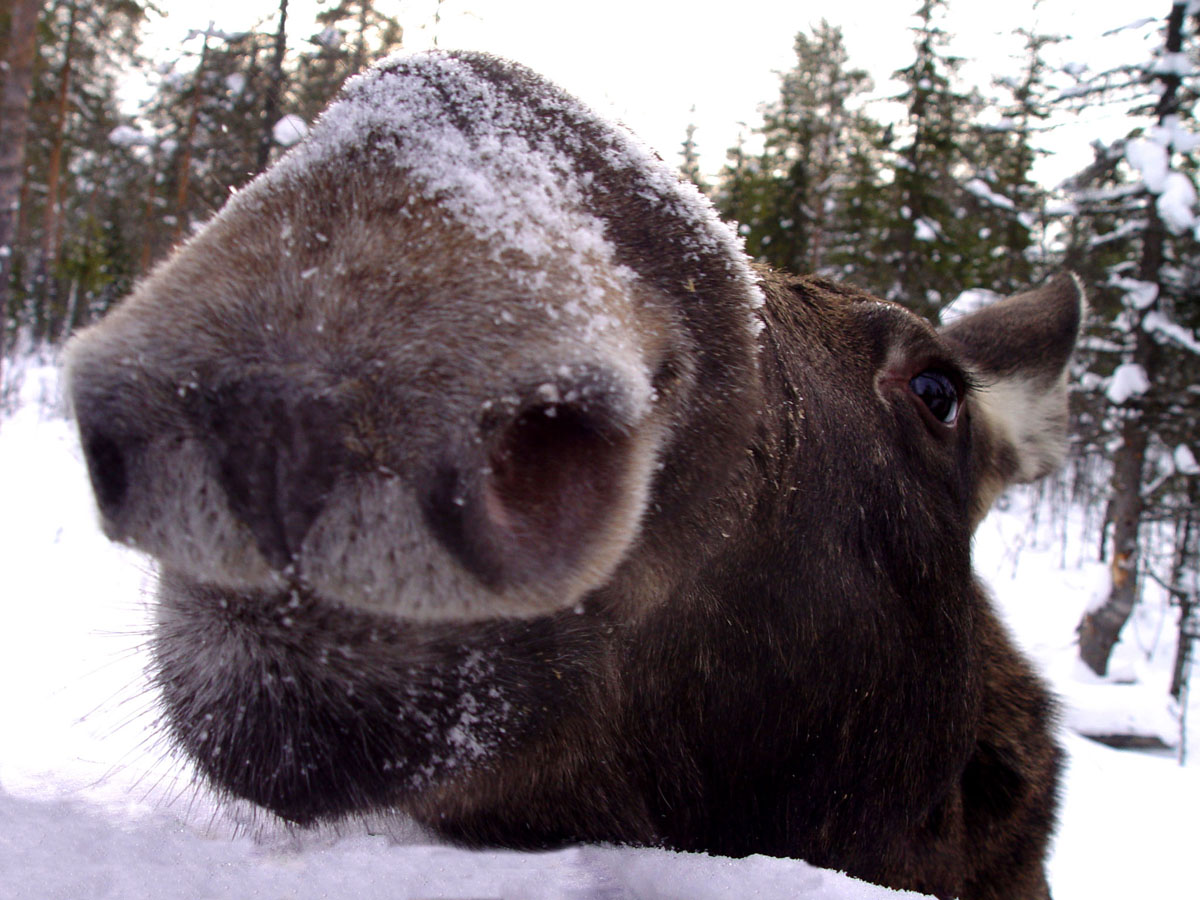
[66,52,1080,899]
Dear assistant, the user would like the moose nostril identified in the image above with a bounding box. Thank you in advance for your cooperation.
[198,378,347,570]
[83,431,130,519]
[423,396,634,592]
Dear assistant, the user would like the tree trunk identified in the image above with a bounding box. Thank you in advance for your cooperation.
[256,0,289,174]
[352,1,367,73]
[138,144,158,273]
[0,0,43,317]
[1169,506,1196,701]
[42,0,79,278]
[1078,406,1152,674]
[1076,200,1166,673]
[172,33,210,246]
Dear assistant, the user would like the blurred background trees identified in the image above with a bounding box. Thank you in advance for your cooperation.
[1056,2,1200,695]
[0,0,404,349]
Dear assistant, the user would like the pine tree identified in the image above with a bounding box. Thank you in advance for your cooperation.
[679,113,707,194]
[816,111,889,288]
[1061,3,1200,678]
[878,0,987,319]
[993,14,1061,279]
[0,0,44,335]
[9,0,149,340]
[958,15,1061,297]
[289,0,404,122]
[139,27,274,255]
[714,21,881,279]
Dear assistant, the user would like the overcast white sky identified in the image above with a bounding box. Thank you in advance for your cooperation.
[139,0,1162,187]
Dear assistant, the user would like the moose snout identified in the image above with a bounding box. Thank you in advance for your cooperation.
[67,341,662,619]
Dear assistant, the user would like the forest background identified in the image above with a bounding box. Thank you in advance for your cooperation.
[0,0,1198,749]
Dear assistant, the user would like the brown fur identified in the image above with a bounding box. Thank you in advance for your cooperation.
[64,52,1081,899]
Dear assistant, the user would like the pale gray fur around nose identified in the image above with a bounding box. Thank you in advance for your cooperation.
[75,372,348,571]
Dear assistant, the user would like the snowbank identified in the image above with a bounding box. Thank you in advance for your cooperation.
[3,355,1197,898]
[0,791,928,900]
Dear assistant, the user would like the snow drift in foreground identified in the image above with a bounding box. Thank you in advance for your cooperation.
[2,355,1197,898]
[0,792,925,900]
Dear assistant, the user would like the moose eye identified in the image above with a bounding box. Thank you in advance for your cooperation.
[910,370,961,425]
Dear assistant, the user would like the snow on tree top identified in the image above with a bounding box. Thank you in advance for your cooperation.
[939,288,1002,326]
[913,218,940,242]
[1145,310,1200,357]
[1114,276,1159,311]
[266,51,764,322]
[1126,139,1169,193]
[184,25,246,44]
[109,125,153,148]
[1176,444,1200,476]
[1154,117,1200,155]
[1152,52,1197,78]
[1124,133,1198,234]
[1106,362,1150,405]
[272,115,309,148]
[1156,172,1197,234]
[1102,17,1156,37]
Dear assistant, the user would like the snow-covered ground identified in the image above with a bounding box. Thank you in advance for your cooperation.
[1,353,1196,899]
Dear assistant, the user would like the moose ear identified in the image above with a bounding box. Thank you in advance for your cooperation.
[940,273,1085,519]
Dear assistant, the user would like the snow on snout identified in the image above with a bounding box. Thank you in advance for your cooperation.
[274,53,629,293]
[267,50,764,350]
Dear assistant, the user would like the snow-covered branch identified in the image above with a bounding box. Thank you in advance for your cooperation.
[184,25,248,44]
[1144,309,1200,356]
[1102,17,1158,37]
[964,178,1017,211]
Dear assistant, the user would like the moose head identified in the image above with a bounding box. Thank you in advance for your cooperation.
[66,52,1079,900]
